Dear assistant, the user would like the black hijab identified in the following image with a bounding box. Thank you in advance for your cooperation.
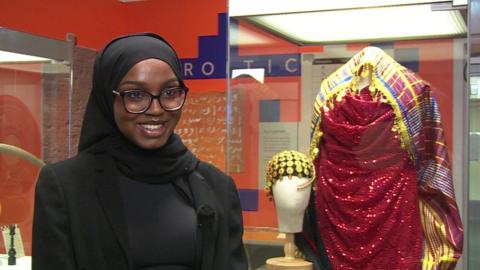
[78,33,198,184]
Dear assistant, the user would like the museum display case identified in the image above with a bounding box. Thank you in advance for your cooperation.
[227,1,474,269]
[0,28,73,268]
[467,0,480,268]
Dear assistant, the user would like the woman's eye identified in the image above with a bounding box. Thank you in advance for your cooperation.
[162,88,178,97]
[125,91,147,100]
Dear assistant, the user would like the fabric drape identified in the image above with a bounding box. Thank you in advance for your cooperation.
[300,46,463,270]
[314,88,423,269]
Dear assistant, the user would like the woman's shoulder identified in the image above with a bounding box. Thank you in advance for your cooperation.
[41,152,98,179]
[195,161,238,191]
[36,152,107,203]
[196,161,229,180]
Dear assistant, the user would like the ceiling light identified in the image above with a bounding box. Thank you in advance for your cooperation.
[230,25,273,46]
[248,4,466,44]
[230,0,449,17]
[453,0,467,5]
[0,50,51,63]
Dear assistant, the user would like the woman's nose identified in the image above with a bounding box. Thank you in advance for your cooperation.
[145,97,164,115]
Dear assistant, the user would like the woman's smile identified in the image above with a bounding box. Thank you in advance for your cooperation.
[137,121,166,137]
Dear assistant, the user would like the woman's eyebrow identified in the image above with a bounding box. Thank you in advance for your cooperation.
[118,78,180,87]
[118,80,143,86]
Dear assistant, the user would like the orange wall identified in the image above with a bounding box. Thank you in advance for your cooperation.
[124,1,226,58]
[0,0,125,50]
[0,0,226,57]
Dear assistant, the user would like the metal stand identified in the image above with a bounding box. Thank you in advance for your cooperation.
[7,225,16,265]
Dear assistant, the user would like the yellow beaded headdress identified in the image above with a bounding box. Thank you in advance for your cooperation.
[265,150,315,198]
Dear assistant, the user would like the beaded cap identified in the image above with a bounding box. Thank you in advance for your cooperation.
[265,150,315,197]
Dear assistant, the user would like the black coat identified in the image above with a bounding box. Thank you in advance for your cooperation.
[32,152,247,270]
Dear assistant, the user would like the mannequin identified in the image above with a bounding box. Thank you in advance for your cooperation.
[265,150,314,270]
[298,46,463,270]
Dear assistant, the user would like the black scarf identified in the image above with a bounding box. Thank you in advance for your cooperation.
[77,33,198,184]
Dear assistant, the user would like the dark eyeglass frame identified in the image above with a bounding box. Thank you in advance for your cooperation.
[112,86,189,114]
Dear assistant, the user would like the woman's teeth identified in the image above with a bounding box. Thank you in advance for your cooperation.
[141,123,163,130]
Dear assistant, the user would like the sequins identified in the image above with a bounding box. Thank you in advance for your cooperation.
[313,88,423,269]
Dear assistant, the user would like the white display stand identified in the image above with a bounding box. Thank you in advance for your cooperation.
[0,255,31,269]
[266,176,313,270]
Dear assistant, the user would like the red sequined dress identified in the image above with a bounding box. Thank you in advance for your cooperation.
[315,88,422,269]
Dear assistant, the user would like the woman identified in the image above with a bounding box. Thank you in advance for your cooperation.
[32,33,247,270]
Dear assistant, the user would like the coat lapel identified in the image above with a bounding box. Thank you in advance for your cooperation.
[94,154,132,269]
[187,170,220,270]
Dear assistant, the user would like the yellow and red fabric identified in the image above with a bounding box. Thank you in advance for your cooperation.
[307,47,463,270]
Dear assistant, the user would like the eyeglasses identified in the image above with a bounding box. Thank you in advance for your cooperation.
[112,86,188,114]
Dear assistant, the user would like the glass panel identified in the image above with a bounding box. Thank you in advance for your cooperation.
[229,19,301,267]
[469,0,480,268]
[469,80,480,268]
[0,52,71,267]
[229,5,467,269]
